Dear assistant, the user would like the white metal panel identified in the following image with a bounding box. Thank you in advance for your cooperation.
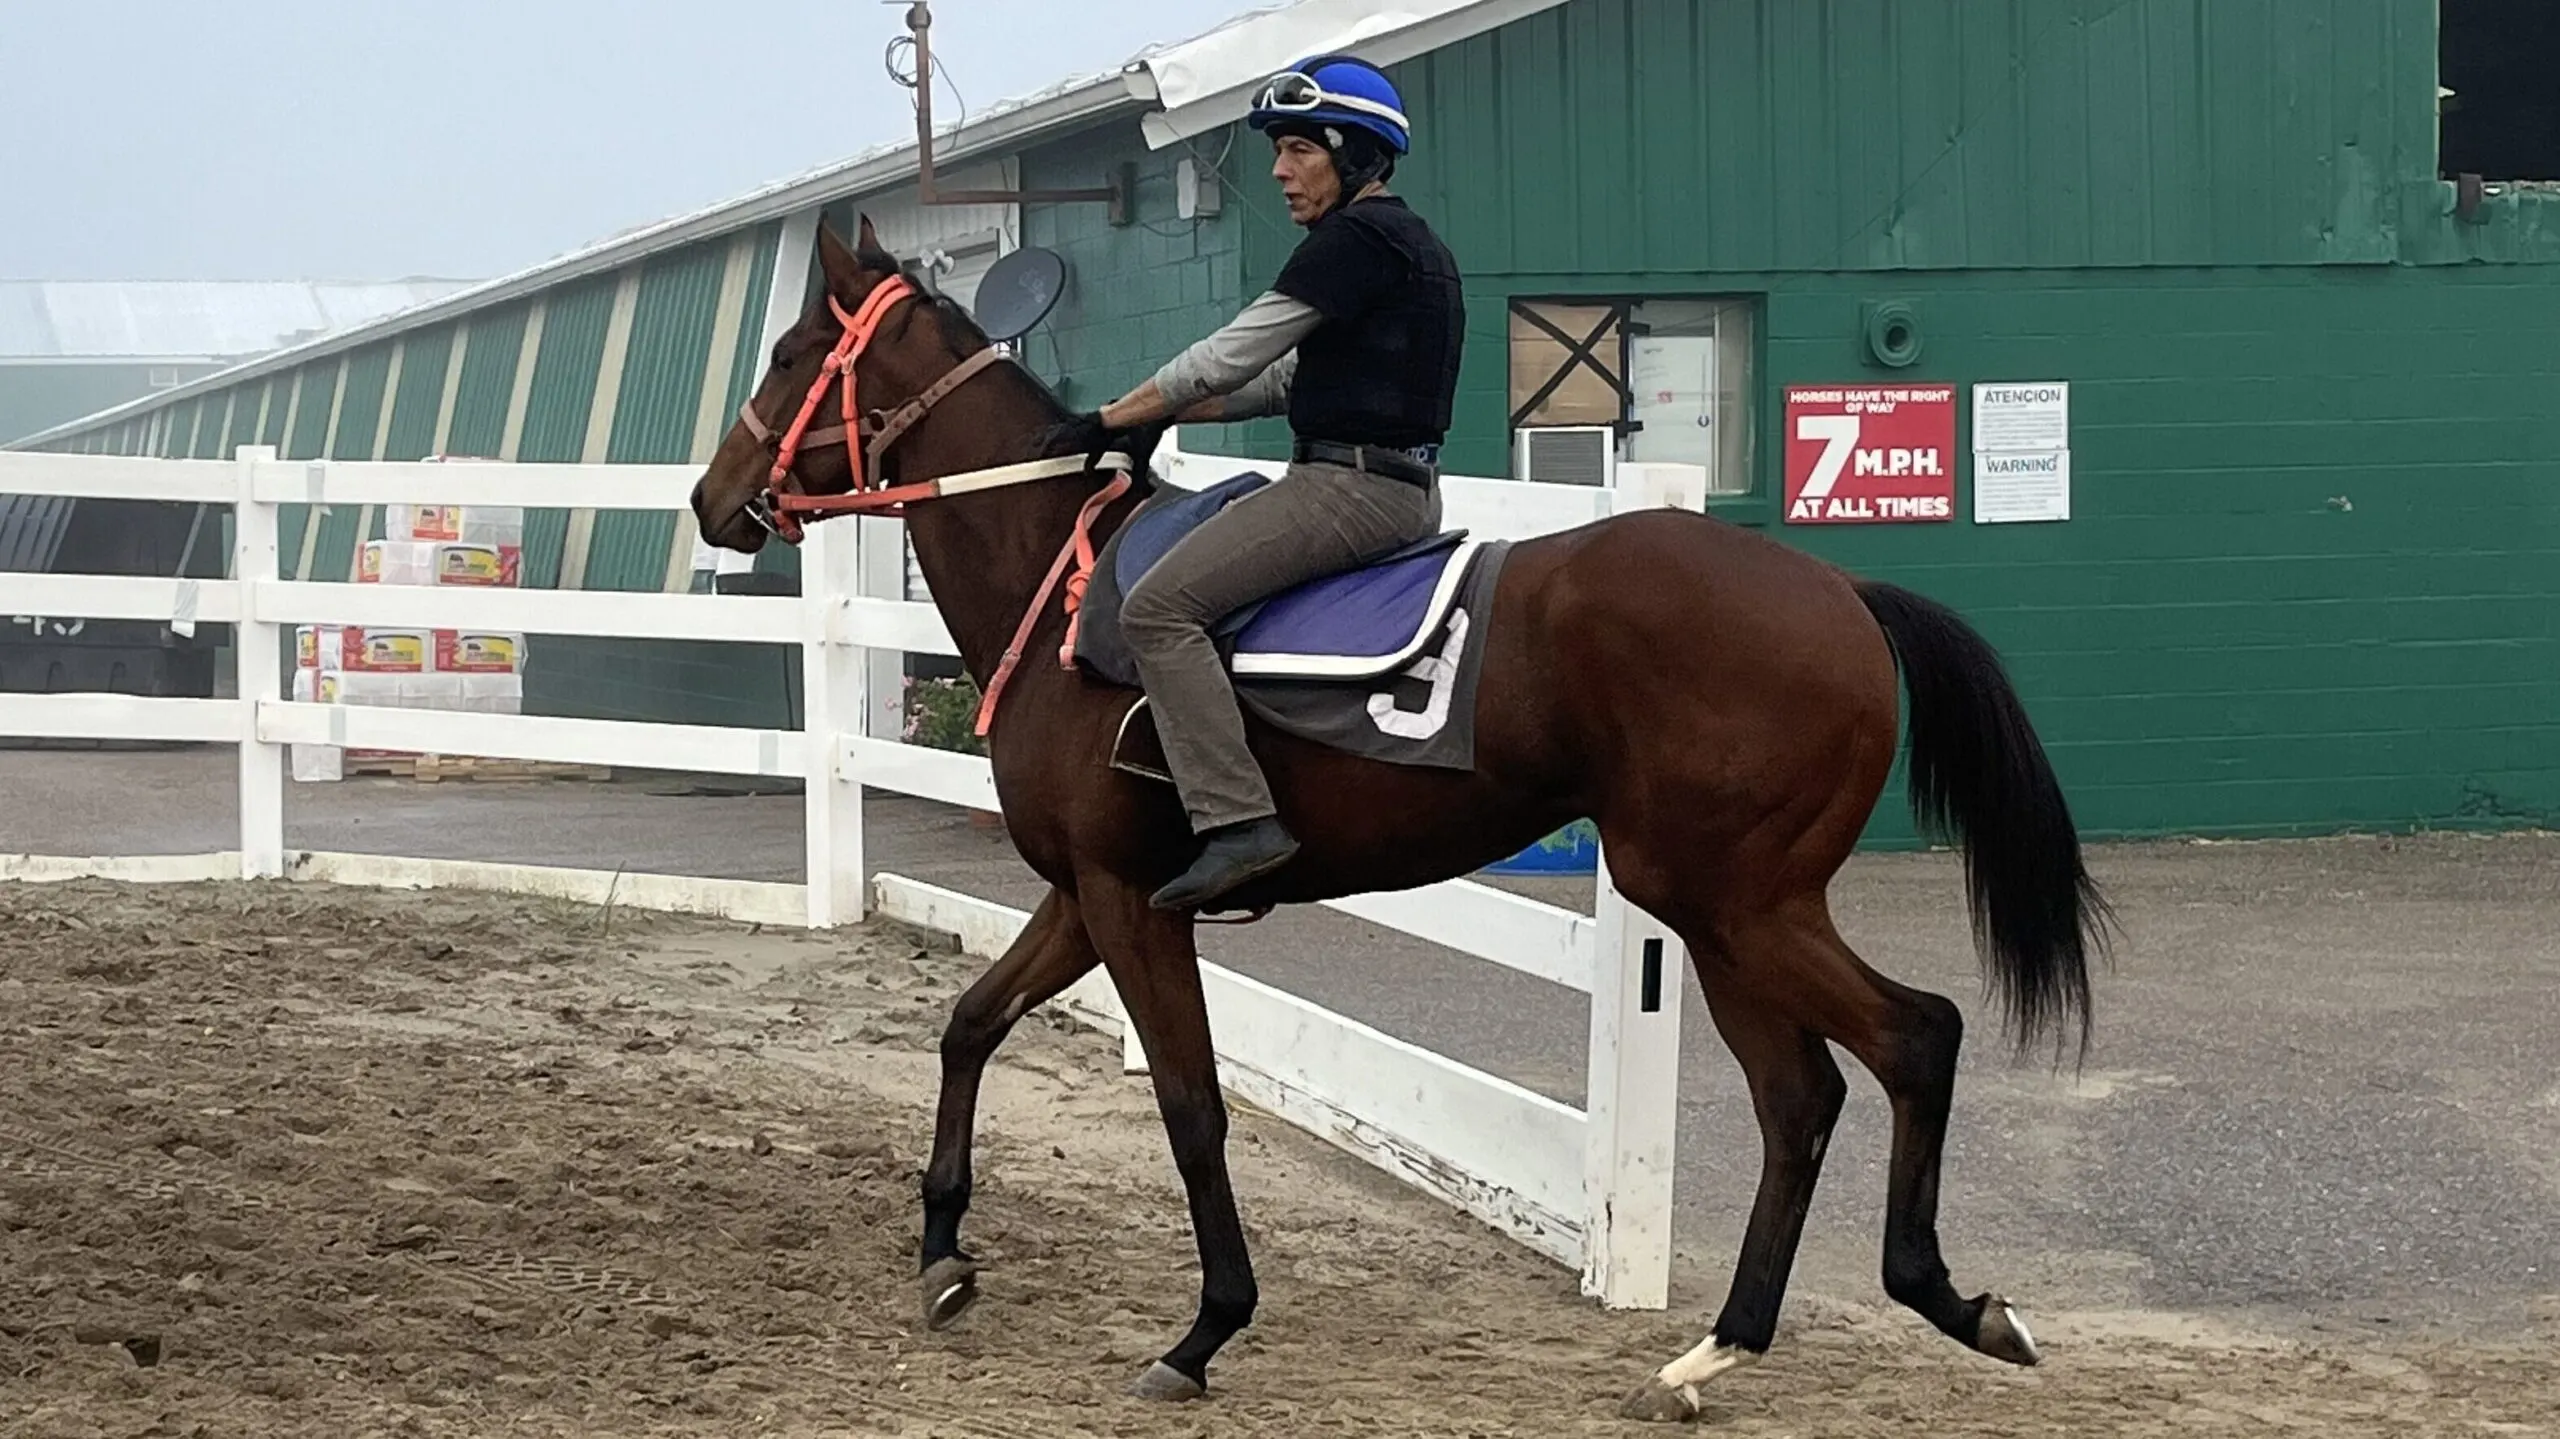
[861,158,1020,267]
[859,160,1020,611]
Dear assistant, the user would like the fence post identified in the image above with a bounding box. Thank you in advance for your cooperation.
[1581,849,1683,1310]
[233,445,285,880]
[1578,460,1707,1310]
[800,519,866,926]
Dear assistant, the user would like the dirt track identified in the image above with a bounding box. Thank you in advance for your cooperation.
[2,878,2552,1437]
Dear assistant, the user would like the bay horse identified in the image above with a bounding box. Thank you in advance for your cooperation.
[688,217,2112,1421]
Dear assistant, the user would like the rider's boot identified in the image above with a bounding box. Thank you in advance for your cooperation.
[1149,816,1299,911]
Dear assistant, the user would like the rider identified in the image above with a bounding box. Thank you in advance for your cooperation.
[1067,55,1466,911]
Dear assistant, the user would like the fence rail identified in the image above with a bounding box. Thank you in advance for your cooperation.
[0,438,1691,1309]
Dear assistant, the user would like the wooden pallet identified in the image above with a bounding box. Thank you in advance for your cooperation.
[341,753,611,784]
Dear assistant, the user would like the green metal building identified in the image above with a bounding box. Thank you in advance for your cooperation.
[16,0,2558,842]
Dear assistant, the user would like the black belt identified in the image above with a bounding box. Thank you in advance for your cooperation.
[1292,438,1439,487]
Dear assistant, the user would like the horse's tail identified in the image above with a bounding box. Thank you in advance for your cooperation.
[1854,579,2113,1064]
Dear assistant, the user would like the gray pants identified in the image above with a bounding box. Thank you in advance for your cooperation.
[1121,460,1443,832]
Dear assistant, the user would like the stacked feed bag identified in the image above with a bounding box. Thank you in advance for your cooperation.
[288,503,530,781]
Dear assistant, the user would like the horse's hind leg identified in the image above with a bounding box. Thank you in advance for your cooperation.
[1620,906,2037,1422]
[1620,958,1847,1422]
[918,885,1101,1331]
[1759,906,2042,1362]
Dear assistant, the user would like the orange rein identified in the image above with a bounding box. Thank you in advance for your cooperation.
[739,274,1134,737]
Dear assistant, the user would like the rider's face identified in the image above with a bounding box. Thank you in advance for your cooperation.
[1271,135,1339,224]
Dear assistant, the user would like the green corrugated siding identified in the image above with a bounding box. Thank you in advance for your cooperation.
[331,345,393,460]
[283,363,338,460]
[156,398,196,457]
[259,377,290,449]
[194,392,233,458]
[222,383,262,454]
[515,276,617,589]
[276,362,341,575]
[587,242,726,591]
[383,326,455,461]
[445,306,528,459]
[302,345,394,581]
[724,221,783,421]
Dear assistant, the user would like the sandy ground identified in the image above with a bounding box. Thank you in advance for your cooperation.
[2,878,2553,1438]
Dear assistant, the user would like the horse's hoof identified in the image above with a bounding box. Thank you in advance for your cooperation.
[920,1257,979,1332]
[1617,1377,1701,1423]
[1128,1360,1206,1402]
[1973,1295,2042,1366]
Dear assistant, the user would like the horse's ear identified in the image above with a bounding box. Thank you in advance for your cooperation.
[815,220,867,302]
[851,212,901,273]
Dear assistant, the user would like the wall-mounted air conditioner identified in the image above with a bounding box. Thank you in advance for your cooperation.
[1513,425,1618,487]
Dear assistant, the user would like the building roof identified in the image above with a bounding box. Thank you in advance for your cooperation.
[11,0,1559,448]
[0,279,474,363]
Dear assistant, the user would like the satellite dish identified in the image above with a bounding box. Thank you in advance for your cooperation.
[969,245,1067,343]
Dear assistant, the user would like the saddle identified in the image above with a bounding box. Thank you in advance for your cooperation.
[1072,470,1484,691]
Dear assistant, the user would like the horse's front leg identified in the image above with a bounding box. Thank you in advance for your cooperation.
[918,884,1100,1329]
[1077,873,1255,1401]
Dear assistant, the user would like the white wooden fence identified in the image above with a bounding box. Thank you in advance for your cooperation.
[0,438,1695,1309]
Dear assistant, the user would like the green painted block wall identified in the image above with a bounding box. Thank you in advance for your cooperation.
[1017,128,1262,454]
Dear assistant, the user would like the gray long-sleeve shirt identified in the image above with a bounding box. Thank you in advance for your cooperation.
[1150,289,1322,421]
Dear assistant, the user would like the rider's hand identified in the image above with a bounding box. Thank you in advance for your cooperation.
[1035,410,1117,459]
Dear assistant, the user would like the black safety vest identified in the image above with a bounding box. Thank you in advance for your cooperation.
[1276,196,1465,451]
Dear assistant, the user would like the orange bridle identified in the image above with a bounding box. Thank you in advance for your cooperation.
[729,273,1137,738]
[735,274,1007,541]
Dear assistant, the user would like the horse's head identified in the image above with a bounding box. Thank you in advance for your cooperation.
[689,214,1000,552]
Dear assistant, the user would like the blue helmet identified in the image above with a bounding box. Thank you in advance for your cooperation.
[1246,55,1410,155]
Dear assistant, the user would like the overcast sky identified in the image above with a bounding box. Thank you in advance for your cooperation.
[0,0,1264,283]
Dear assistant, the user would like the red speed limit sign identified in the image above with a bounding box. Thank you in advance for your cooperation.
[1782,384,1956,524]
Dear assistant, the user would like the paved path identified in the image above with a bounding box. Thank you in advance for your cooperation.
[7,744,2555,1344]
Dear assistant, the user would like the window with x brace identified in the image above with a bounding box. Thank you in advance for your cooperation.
[1509,300,1630,432]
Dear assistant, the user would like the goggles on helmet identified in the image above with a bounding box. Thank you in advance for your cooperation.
[1250,70,1410,132]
